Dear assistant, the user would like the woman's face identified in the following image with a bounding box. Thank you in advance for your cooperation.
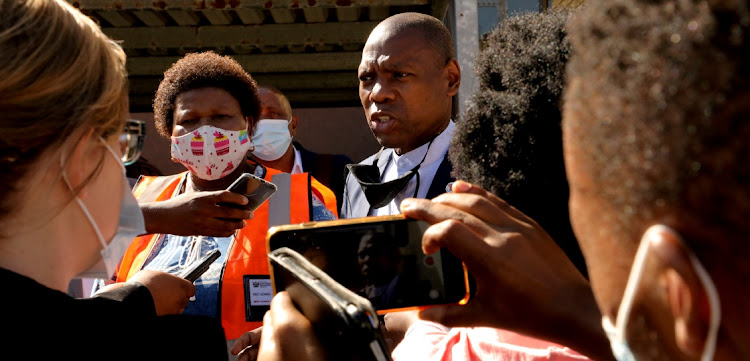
[171,87,250,137]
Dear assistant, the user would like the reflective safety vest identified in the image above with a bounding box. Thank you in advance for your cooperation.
[115,167,337,340]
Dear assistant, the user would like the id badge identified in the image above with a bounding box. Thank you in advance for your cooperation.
[243,275,272,321]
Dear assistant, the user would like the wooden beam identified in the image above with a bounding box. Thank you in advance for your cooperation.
[202,9,233,24]
[336,7,361,22]
[236,8,266,24]
[126,52,363,75]
[71,0,429,10]
[303,7,329,22]
[270,8,296,23]
[167,10,200,25]
[103,22,377,50]
[96,10,137,27]
[132,10,169,26]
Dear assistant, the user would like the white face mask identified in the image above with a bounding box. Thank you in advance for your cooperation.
[171,125,252,180]
[602,225,721,361]
[251,117,293,161]
[63,138,146,278]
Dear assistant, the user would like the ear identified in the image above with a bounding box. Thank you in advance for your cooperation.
[289,115,298,137]
[444,59,461,97]
[64,129,96,198]
[245,116,255,136]
[648,225,713,358]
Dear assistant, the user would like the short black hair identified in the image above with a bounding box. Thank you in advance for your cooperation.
[153,51,260,138]
[450,9,586,276]
[565,0,750,248]
[378,12,454,66]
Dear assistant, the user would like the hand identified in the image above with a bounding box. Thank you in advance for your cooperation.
[400,181,612,361]
[141,190,253,237]
[127,269,195,316]
[383,310,420,351]
[256,292,328,361]
[232,326,263,361]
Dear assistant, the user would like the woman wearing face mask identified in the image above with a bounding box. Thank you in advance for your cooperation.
[0,0,227,359]
[113,51,338,353]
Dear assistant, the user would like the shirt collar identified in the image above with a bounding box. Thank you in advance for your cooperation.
[391,120,455,172]
[291,145,304,174]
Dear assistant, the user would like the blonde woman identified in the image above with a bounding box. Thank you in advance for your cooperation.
[0,0,226,358]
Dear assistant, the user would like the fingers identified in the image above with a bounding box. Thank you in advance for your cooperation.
[231,327,263,355]
[214,190,249,206]
[447,180,535,224]
[401,199,493,257]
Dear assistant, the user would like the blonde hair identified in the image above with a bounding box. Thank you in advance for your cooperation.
[0,0,128,217]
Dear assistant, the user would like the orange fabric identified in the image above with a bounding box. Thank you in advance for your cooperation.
[116,169,316,340]
[311,176,338,217]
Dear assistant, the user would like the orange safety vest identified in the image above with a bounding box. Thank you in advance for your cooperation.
[115,168,337,340]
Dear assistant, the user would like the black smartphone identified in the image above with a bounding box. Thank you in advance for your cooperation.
[266,215,471,314]
[222,173,277,212]
[269,247,392,361]
[180,249,221,282]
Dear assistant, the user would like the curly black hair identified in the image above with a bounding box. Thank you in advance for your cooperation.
[565,0,750,249]
[449,9,586,276]
[153,51,260,138]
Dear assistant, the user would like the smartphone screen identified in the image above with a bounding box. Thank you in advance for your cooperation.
[225,173,277,211]
[267,217,470,313]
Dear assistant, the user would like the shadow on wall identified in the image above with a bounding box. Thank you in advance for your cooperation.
[131,107,381,176]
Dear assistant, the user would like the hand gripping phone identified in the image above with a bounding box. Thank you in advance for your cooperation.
[266,215,471,314]
[268,247,392,361]
[179,249,221,282]
[222,173,277,211]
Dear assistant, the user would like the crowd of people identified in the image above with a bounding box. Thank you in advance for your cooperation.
[1,0,748,361]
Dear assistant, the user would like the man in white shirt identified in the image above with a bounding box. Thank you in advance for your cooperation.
[341,12,461,218]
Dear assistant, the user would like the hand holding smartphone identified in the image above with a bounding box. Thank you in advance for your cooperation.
[221,173,277,211]
[266,215,471,314]
[180,249,221,282]
[269,247,392,361]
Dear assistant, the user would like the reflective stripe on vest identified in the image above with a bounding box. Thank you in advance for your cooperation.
[115,169,314,340]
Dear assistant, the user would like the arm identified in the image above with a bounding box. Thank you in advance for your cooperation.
[400,180,614,361]
[94,269,196,316]
[140,190,253,237]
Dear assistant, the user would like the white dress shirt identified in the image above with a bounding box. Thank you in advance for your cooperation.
[290,145,304,174]
[371,120,455,216]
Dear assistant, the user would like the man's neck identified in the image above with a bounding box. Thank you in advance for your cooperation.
[394,118,451,155]
[255,145,295,173]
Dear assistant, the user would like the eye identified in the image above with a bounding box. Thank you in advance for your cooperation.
[394,72,408,79]
[358,73,373,82]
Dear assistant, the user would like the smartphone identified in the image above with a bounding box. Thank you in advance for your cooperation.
[222,173,277,212]
[269,247,391,361]
[180,249,221,282]
[266,215,471,313]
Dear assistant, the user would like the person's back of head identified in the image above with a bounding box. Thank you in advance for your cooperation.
[564,0,750,360]
[450,8,586,276]
[0,0,128,229]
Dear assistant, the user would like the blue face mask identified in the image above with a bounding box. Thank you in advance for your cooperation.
[601,225,721,361]
[64,138,146,278]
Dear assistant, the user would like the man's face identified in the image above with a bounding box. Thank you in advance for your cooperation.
[258,87,295,134]
[358,28,459,155]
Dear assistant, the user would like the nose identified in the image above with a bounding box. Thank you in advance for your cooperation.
[369,79,395,104]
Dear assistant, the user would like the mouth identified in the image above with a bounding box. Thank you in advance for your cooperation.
[369,112,397,134]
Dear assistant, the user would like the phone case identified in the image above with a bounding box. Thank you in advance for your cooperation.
[268,247,392,361]
[266,215,472,314]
